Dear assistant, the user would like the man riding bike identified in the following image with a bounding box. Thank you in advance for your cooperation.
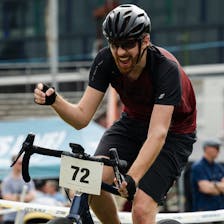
[34,4,197,224]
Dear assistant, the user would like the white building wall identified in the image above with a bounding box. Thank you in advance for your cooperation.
[190,74,224,161]
[202,77,224,137]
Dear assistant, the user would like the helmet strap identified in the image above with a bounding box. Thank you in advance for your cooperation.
[136,39,147,64]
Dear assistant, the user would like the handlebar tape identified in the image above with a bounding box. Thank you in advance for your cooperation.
[22,152,32,182]
[33,146,62,157]
[22,146,62,183]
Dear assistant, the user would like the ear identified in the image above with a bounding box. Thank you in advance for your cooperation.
[142,34,150,48]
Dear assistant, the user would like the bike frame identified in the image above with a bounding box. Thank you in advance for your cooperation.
[67,193,93,223]
[66,180,124,223]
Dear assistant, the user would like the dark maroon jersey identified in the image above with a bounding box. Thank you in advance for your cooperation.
[89,46,196,134]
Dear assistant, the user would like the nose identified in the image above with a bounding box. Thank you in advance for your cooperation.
[116,46,127,55]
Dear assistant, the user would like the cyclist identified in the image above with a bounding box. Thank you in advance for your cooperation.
[34,4,197,224]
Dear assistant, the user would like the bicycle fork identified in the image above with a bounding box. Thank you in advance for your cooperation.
[67,193,94,224]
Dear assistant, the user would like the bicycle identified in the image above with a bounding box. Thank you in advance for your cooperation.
[12,133,182,224]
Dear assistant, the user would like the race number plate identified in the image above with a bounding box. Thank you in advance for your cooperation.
[59,155,103,195]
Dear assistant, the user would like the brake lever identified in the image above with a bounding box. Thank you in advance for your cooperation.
[10,133,35,167]
[10,148,24,167]
[109,148,125,187]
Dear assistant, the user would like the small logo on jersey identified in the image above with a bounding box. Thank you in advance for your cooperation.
[158,93,165,99]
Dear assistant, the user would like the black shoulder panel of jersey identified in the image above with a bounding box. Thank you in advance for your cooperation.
[89,47,115,93]
[148,46,182,106]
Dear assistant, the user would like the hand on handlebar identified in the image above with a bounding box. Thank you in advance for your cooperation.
[34,83,57,105]
[115,174,136,201]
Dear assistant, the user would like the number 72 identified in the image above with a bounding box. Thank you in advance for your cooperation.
[71,165,90,183]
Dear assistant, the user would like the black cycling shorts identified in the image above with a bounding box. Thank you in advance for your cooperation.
[94,112,196,205]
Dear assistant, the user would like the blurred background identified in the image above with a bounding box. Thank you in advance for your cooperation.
[0,0,223,65]
[0,0,224,215]
[0,0,224,137]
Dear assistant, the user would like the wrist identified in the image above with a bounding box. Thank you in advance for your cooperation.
[42,84,57,105]
[127,171,140,185]
[214,181,222,194]
[124,174,137,201]
[126,174,136,186]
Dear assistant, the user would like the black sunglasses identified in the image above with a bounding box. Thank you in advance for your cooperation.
[109,38,140,50]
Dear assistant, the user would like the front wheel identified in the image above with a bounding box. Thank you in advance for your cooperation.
[157,219,182,224]
[46,217,75,224]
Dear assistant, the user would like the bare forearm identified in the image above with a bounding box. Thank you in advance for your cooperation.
[3,194,20,201]
[128,105,172,184]
[34,85,103,130]
[52,95,89,129]
[199,180,224,195]
[128,135,165,184]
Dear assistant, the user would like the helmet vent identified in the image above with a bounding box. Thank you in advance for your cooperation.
[114,12,120,34]
[130,24,144,35]
[124,10,132,16]
[121,16,131,34]
[138,13,144,18]
[108,17,112,30]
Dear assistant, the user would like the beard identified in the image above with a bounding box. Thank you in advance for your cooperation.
[114,54,139,76]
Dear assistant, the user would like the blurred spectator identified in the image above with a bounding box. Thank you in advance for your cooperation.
[32,179,65,206]
[34,179,46,196]
[23,179,66,223]
[43,180,67,206]
[191,139,224,214]
[23,180,54,223]
[1,155,36,224]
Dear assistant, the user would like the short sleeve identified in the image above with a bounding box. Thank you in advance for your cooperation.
[88,48,111,93]
[154,60,181,106]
